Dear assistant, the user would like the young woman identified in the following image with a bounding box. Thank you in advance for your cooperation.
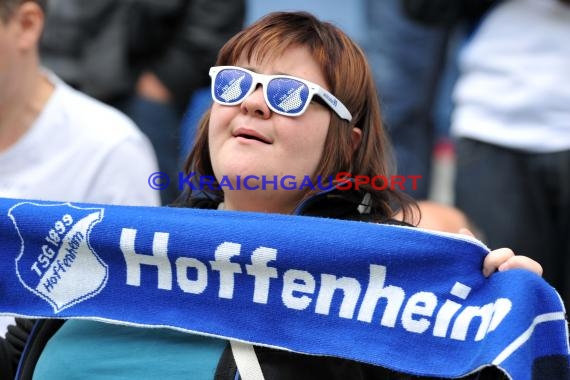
[180,11,540,275]
[3,11,541,380]
[176,10,540,378]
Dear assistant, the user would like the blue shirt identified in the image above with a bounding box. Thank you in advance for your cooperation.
[33,320,227,379]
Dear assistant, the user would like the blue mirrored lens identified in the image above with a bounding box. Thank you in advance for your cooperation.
[267,78,309,114]
[213,69,253,104]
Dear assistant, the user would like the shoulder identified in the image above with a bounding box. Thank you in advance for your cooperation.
[33,75,160,206]
[42,75,149,153]
[58,85,142,141]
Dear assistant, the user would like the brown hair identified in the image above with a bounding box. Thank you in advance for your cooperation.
[0,0,46,22]
[180,11,415,221]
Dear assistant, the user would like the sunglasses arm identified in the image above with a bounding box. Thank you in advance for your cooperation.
[316,88,353,122]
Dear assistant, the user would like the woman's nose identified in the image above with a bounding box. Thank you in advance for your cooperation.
[240,84,271,119]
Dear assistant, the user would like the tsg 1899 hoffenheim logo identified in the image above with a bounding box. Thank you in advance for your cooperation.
[8,202,108,313]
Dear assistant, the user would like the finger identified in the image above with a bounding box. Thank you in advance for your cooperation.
[483,248,515,277]
[498,255,543,276]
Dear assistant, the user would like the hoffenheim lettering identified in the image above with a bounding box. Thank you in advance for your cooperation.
[120,228,512,342]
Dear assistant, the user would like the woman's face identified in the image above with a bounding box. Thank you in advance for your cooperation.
[208,45,332,213]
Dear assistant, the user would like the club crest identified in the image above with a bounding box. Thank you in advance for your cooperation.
[8,202,108,313]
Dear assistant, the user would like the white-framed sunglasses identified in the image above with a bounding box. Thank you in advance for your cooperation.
[209,66,352,122]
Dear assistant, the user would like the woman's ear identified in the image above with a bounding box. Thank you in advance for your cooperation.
[351,127,362,152]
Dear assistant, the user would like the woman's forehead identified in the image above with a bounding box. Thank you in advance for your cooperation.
[235,44,293,66]
[234,45,330,89]
[242,47,322,72]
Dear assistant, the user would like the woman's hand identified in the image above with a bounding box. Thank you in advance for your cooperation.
[459,228,543,277]
[482,247,543,277]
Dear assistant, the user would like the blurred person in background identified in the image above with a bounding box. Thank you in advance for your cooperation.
[39,0,246,204]
[452,0,570,309]
[364,0,497,201]
[0,0,159,335]
[363,0,450,200]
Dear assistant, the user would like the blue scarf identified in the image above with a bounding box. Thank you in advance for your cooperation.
[0,197,568,379]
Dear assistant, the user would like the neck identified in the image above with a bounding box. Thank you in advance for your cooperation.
[0,65,54,152]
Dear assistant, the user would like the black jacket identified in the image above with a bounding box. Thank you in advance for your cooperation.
[0,190,506,379]
[40,0,246,112]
